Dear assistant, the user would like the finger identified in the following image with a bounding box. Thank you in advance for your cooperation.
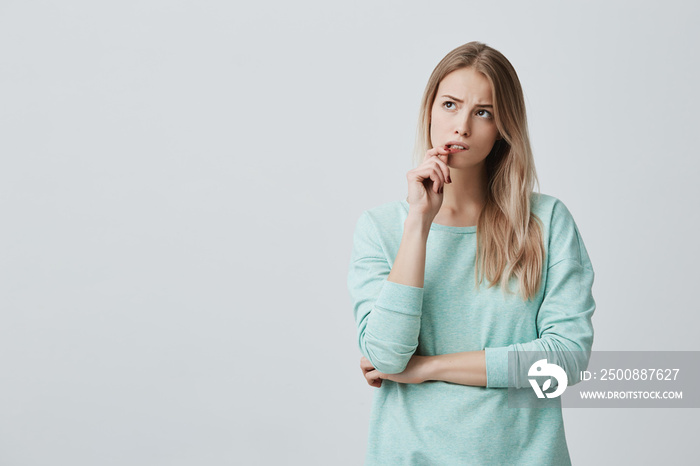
[436,144,451,156]
[416,163,446,190]
[425,145,450,159]
[430,156,451,184]
[408,165,443,191]
[424,147,440,161]
[365,369,384,388]
[360,357,374,372]
[423,148,450,180]
[428,166,445,193]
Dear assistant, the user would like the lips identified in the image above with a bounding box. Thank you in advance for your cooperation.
[445,141,469,151]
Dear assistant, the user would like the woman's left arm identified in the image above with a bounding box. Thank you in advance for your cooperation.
[482,256,595,389]
[479,200,596,390]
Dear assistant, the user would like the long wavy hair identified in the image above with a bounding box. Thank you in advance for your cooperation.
[414,41,545,300]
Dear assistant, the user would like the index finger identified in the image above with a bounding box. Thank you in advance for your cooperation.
[424,145,450,161]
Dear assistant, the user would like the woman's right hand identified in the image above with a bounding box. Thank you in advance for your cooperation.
[406,146,452,222]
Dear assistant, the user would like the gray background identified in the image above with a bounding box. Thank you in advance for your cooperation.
[1,0,698,464]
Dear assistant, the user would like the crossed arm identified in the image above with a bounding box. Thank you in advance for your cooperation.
[350,202,595,391]
[360,351,487,388]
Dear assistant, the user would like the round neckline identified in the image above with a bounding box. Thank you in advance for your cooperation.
[400,200,477,234]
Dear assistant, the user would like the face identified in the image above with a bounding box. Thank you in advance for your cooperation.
[429,67,501,169]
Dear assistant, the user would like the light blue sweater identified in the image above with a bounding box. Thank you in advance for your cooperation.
[347,193,595,465]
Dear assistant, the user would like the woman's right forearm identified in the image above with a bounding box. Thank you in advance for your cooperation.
[387,213,431,288]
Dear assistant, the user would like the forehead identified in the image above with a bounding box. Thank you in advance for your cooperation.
[436,67,493,101]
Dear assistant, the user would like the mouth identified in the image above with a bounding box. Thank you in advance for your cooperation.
[445,141,469,151]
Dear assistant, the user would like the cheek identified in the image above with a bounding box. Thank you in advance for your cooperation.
[477,121,499,140]
[430,110,446,132]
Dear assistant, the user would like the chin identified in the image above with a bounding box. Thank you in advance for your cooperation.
[449,155,488,170]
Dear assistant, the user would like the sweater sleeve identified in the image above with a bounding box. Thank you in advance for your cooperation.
[347,211,424,374]
[484,200,596,388]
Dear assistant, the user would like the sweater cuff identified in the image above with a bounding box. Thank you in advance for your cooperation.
[374,280,424,316]
[485,346,512,388]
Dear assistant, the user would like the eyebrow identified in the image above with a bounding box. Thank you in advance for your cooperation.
[440,94,493,107]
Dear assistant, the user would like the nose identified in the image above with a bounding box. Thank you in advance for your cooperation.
[455,112,470,137]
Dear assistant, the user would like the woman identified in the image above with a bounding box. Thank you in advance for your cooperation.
[347,41,595,465]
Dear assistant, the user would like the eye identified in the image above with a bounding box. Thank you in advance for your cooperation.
[477,109,493,119]
[442,101,456,110]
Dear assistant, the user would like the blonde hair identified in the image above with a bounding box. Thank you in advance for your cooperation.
[414,41,545,300]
